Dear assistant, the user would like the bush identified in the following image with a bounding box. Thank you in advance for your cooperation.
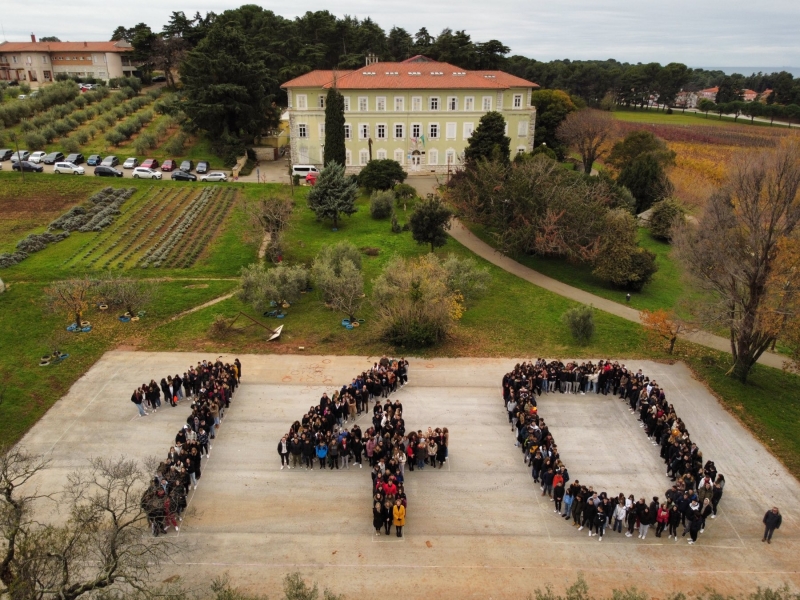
[163,131,187,155]
[357,159,407,192]
[369,190,395,219]
[133,132,156,154]
[74,130,90,145]
[41,126,57,143]
[24,132,47,150]
[61,137,80,153]
[562,306,595,344]
[393,183,417,201]
[592,209,658,290]
[441,255,491,304]
[104,130,125,146]
[648,198,686,241]
[238,263,309,313]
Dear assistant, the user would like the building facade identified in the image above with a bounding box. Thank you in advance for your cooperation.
[281,56,538,174]
[0,37,136,85]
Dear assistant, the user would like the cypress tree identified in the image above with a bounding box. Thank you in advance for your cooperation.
[324,88,346,167]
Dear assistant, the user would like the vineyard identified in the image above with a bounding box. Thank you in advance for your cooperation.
[63,185,237,270]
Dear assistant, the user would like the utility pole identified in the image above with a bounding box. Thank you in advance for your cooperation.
[11,131,24,183]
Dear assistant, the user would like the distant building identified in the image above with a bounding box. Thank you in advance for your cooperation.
[0,35,138,85]
[675,90,698,108]
[697,86,719,102]
[741,89,758,102]
[759,89,774,102]
[281,55,538,174]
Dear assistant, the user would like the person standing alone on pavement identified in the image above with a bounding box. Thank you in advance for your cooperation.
[762,507,782,544]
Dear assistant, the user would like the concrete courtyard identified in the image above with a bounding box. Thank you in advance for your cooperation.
[16,353,800,598]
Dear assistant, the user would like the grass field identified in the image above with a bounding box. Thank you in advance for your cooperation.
[612,106,787,128]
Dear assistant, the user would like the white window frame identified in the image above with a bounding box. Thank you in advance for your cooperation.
[297,123,308,138]
[411,96,422,112]
[296,94,307,110]
[343,96,351,112]
[376,96,386,111]
[463,122,474,140]
[344,124,351,140]
[428,149,439,166]
[42,55,48,64]
[504,122,509,135]
[318,123,326,138]
[377,149,387,160]
[359,123,369,140]
[411,123,422,139]
[394,149,404,165]
[358,96,368,111]
[429,96,440,111]
[394,123,404,139]
[445,148,456,165]
[447,96,458,111]
[318,95,326,109]
[513,94,523,109]
[517,121,529,137]
[482,96,493,111]
[394,96,404,112]
[346,150,352,166]
[464,96,474,111]
[359,150,369,166]
[446,122,457,141]
[376,123,387,140]
[429,123,439,139]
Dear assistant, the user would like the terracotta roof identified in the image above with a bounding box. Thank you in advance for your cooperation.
[283,61,537,90]
[0,41,133,53]
[699,86,719,94]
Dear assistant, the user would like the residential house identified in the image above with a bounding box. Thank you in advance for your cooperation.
[0,35,137,85]
[281,55,538,174]
[675,90,698,108]
[741,89,758,102]
[697,86,719,102]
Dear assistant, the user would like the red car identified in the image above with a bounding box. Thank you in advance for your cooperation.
[161,159,175,172]
[141,158,159,169]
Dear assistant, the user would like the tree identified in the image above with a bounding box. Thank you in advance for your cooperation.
[592,209,658,290]
[656,62,689,109]
[742,100,763,123]
[357,159,407,192]
[409,195,453,252]
[323,88,346,167]
[562,306,595,344]
[674,141,800,382]
[640,309,692,354]
[312,243,364,322]
[441,255,491,305]
[149,36,186,88]
[238,263,309,313]
[369,190,395,219]
[464,111,511,165]
[607,130,675,171]
[715,76,742,104]
[38,36,61,42]
[307,162,358,228]
[617,153,674,213]
[45,277,93,327]
[96,275,155,316]
[648,198,686,241]
[698,98,715,118]
[556,109,614,174]
[530,89,577,159]
[242,196,293,263]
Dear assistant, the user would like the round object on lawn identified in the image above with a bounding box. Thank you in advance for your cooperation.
[81,326,91,332]
[358,319,365,323]
[119,316,130,323]
[39,360,50,367]
[42,355,51,360]
[352,321,360,327]
[80,320,90,327]
[67,324,77,332]
[345,324,354,330]
[341,319,350,326]
[276,314,285,319]
[130,316,140,322]
[99,304,108,311]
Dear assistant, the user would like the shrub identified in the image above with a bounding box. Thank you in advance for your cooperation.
[648,198,686,241]
[52,119,71,136]
[357,159,407,192]
[369,190,395,219]
[133,132,156,154]
[41,126,57,143]
[61,137,80,153]
[104,130,125,146]
[163,132,187,155]
[24,132,47,150]
[593,209,658,290]
[562,306,595,344]
[441,255,491,304]
[238,263,309,312]
[74,130,90,145]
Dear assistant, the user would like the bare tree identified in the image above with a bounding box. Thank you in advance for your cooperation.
[556,109,615,174]
[674,140,800,382]
[242,197,293,263]
[45,277,94,327]
[149,36,187,88]
[96,275,156,317]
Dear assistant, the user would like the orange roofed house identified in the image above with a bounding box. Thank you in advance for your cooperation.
[281,55,538,174]
[0,35,137,85]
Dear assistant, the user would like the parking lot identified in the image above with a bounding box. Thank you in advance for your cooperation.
[0,155,231,180]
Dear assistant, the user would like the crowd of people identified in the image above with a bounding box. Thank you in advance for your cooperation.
[140,357,242,536]
[502,359,725,544]
[275,357,447,538]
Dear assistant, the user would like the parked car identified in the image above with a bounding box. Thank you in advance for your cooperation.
[123,157,139,169]
[29,151,47,164]
[10,151,30,162]
[132,167,162,180]
[179,160,194,172]
[0,149,13,161]
[160,159,176,172]
[151,75,167,83]
[141,158,159,169]
[65,153,85,165]
[94,165,124,177]
[86,155,103,166]
[171,170,197,182]
[54,161,85,175]
[101,155,119,167]
[43,152,65,165]
[201,172,227,182]
[196,161,210,174]
[17,95,28,100]
[80,84,94,91]
[12,161,43,173]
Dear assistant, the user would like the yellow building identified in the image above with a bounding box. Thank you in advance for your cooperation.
[281,56,538,174]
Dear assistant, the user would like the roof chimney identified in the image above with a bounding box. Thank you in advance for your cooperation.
[31,34,36,43]
[365,52,378,66]
[84,41,88,47]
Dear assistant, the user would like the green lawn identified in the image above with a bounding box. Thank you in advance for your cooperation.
[612,106,779,128]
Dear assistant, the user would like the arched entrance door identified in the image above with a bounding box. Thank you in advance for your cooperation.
[410,150,421,172]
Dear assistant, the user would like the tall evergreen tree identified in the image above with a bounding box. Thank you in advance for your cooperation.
[323,87,346,167]
[307,162,359,229]
[464,111,511,165]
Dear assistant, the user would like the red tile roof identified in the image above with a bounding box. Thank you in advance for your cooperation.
[282,61,537,90]
[0,41,133,53]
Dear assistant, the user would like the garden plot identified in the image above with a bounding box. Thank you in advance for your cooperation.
[65,186,236,270]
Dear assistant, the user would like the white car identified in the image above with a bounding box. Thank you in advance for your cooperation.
[29,151,47,164]
[201,172,227,182]
[10,151,30,162]
[123,157,139,169]
[53,161,85,175]
[132,167,162,180]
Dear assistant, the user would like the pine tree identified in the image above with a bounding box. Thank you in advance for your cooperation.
[307,162,358,229]
[323,88,346,167]
[464,111,511,165]
[409,196,453,252]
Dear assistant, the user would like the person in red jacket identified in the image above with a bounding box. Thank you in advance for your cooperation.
[655,503,669,537]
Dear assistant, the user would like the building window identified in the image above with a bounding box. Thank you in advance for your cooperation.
[394,123,404,139]
[358,97,368,111]
[411,96,422,111]
[343,96,350,111]
[464,96,474,111]
[346,150,352,166]
[513,94,523,109]
[394,96,404,112]
[428,149,438,165]
[376,96,386,111]
[446,122,456,140]
[376,124,387,139]
[429,97,439,111]
[463,122,474,139]
[359,124,369,140]
[377,149,387,160]
[318,95,326,109]
[42,55,48,64]
[344,124,351,140]
[482,96,492,111]
[411,123,421,139]
[296,95,307,110]
[448,97,457,111]
[446,149,456,165]
[319,123,326,138]
[12,56,17,63]
[429,123,439,139]
[394,149,404,164]
[517,121,529,136]
[359,150,369,166]
[298,123,308,138]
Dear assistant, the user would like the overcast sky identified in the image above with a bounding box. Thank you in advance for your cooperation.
[2,0,798,68]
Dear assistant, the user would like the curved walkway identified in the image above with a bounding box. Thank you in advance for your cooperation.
[448,218,785,369]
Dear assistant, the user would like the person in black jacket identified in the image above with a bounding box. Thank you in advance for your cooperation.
[594,506,607,540]
[762,507,782,543]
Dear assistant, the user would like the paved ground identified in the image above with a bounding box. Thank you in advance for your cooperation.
[17,353,799,598]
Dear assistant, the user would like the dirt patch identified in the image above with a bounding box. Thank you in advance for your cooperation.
[0,190,87,248]
[183,284,210,289]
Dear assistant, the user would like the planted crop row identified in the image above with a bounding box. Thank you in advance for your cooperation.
[0,81,81,128]
[169,188,237,268]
